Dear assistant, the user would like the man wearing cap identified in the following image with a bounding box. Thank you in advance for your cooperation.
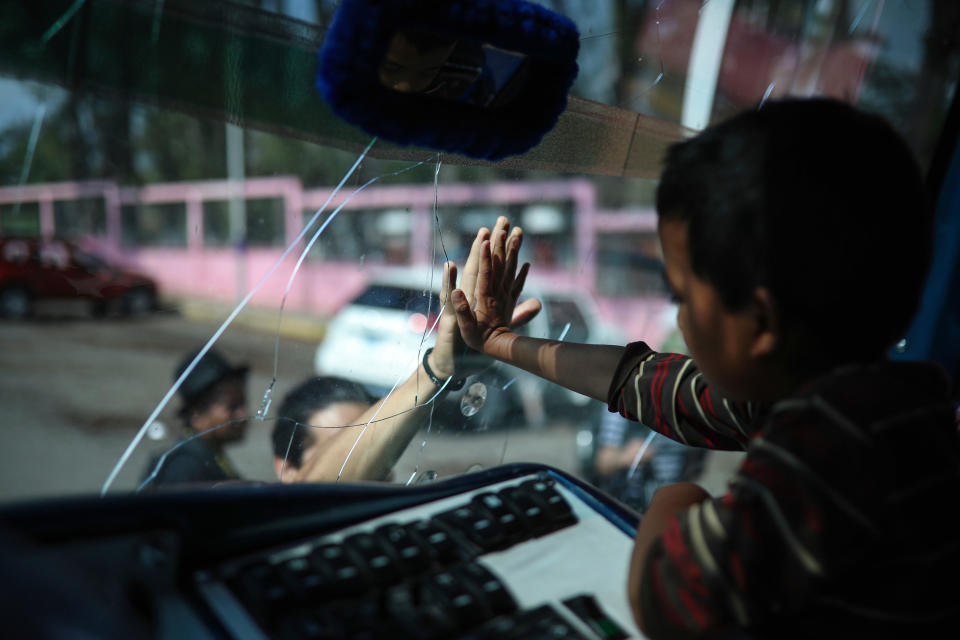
[142,348,250,487]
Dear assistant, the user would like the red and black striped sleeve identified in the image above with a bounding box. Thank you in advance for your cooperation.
[606,342,753,450]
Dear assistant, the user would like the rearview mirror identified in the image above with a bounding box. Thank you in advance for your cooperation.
[317,0,579,160]
[378,31,530,109]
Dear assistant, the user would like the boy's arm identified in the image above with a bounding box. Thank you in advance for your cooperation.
[608,343,754,450]
[452,222,626,401]
[624,402,882,638]
[627,483,710,636]
[453,219,753,446]
[463,328,628,403]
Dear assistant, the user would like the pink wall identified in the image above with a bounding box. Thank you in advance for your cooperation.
[135,249,370,316]
[1,178,669,339]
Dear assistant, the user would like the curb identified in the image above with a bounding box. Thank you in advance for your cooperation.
[175,298,328,343]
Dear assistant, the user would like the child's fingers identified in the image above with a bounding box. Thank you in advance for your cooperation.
[490,230,507,287]
[460,228,489,305]
[451,289,479,345]
[476,240,492,298]
[510,296,542,328]
[491,217,509,282]
[504,227,522,285]
[511,262,531,300]
[492,227,508,264]
[492,216,510,249]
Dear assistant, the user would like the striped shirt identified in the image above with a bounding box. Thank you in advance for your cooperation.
[607,342,960,638]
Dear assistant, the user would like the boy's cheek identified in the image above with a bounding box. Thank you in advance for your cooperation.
[676,306,688,338]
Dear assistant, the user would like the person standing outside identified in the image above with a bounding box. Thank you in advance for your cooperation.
[142,349,249,488]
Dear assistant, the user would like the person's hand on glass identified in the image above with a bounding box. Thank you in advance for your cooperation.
[429,217,540,379]
[425,258,463,380]
[451,216,541,357]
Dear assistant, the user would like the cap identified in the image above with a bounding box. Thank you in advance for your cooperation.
[175,348,249,407]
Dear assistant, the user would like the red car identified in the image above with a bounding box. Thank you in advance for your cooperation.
[0,237,158,318]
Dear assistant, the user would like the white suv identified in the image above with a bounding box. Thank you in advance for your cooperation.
[314,267,625,429]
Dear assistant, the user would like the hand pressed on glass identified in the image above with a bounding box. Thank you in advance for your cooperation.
[427,259,463,381]
[453,216,541,356]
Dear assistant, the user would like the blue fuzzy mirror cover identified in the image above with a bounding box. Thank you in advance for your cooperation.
[317,0,580,160]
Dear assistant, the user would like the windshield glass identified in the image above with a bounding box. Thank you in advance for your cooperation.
[0,0,956,505]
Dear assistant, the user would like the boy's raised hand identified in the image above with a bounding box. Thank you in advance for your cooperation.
[430,217,540,380]
[453,216,541,355]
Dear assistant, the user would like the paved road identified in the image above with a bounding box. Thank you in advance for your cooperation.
[0,306,585,503]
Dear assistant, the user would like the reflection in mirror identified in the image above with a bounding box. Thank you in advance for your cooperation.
[317,0,579,159]
[379,31,529,108]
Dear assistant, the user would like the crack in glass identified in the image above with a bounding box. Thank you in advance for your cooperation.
[127,148,457,491]
[332,158,454,481]
[101,138,378,495]
[41,0,87,44]
[266,154,436,419]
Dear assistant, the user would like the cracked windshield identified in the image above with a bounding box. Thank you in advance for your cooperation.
[0,0,955,508]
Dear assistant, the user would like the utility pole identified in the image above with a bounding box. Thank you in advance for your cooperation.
[226,123,247,304]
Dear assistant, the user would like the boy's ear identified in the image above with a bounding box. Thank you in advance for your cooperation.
[750,286,779,358]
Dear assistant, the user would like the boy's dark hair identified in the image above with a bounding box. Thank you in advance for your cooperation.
[178,372,247,425]
[656,98,932,367]
[174,348,248,425]
[272,376,375,469]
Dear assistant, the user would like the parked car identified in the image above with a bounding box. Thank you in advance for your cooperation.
[314,267,625,429]
[0,236,159,319]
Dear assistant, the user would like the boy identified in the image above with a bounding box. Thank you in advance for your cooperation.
[452,100,959,637]
[142,348,250,487]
